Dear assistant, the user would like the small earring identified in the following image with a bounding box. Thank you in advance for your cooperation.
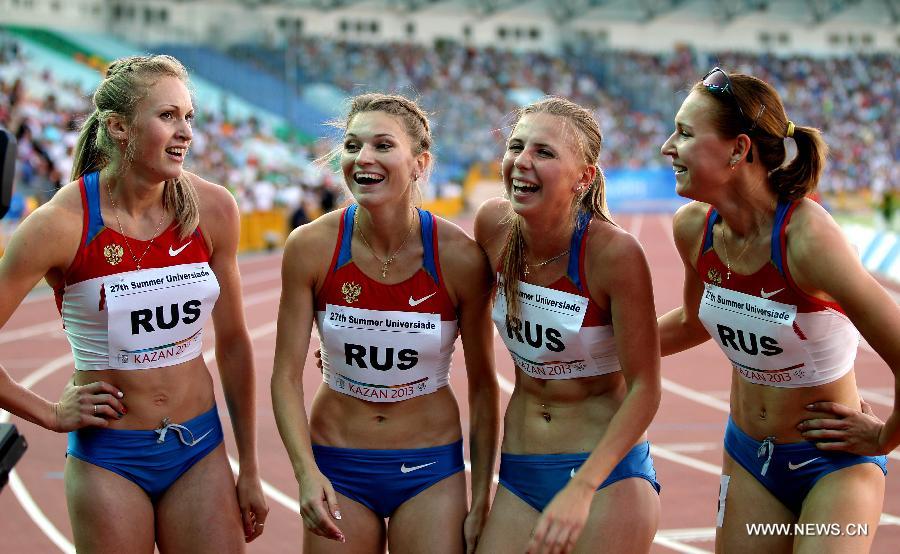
[730,159,737,170]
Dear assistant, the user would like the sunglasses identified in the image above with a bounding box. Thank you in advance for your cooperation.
[702,67,766,162]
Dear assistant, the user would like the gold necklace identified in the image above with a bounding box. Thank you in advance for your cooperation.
[720,223,756,280]
[106,180,167,271]
[355,207,417,279]
[524,249,569,277]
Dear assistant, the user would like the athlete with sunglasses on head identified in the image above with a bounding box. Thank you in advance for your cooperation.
[659,67,898,552]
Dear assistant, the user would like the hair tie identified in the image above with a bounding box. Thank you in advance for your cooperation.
[785,120,795,138]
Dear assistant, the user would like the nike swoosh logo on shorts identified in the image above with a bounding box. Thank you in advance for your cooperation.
[570,468,578,478]
[408,292,437,306]
[400,461,438,474]
[787,457,821,470]
[169,241,192,256]
[760,288,784,299]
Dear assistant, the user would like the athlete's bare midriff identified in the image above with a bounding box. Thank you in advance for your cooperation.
[730,368,860,442]
[74,357,215,429]
[501,370,645,454]
[308,384,462,450]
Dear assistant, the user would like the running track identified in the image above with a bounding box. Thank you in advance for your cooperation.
[1,213,897,553]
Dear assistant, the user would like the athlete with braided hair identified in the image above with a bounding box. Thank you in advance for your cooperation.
[1,54,267,551]
[272,92,499,553]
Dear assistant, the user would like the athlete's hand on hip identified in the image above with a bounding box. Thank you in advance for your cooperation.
[299,470,345,542]
[53,376,126,431]
[237,469,269,542]
[798,399,886,455]
[527,479,594,554]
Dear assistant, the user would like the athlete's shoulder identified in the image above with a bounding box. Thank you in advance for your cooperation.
[433,214,490,278]
[473,196,512,251]
[671,201,710,254]
[2,184,84,274]
[784,197,848,266]
[18,180,83,237]
[784,197,839,237]
[585,218,646,267]
[185,172,236,215]
[284,208,344,255]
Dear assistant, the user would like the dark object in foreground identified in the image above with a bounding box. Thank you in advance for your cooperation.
[0,423,28,492]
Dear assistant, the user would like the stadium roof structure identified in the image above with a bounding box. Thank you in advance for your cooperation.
[225,0,897,24]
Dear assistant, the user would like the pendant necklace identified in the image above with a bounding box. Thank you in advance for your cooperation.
[106,180,166,271]
[524,249,569,277]
[355,208,417,279]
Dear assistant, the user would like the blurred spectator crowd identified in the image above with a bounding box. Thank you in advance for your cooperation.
[2,32,897,231]
[0,34,340,229]
[234,38,897,200]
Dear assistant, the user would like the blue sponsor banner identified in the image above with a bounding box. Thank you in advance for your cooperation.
[604,168,687,213]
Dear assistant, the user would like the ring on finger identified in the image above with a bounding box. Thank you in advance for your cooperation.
[93,405,97,415]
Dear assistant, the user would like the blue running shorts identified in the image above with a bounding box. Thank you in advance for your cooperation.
[499,441,661,512]
[67,405,223,501]
[724,416,887,515]
[312,439,464,518]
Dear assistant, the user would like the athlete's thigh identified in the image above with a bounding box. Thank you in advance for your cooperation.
[154,444,245,554]
[715,451,795,554]
[303,491,386,554]
[388,472,467,554]
[65,456,156,554]
[795,462,884,554]
[474,485,540,554]
[575,478,660,554]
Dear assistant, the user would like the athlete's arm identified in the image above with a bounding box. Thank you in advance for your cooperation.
[197,177,268,541]
[659,201,712,356]
[530,224,662,553]
[440,221,500,554]
[787,201,900,455]
[270,216,345,543]
[0,190,124,430]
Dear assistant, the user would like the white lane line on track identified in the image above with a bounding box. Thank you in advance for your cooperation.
[654,442,718,453]
[662,378,731,412]
[0,321,62,345]
[656,527,715,542]
[858,388,896,408]
[628,214,644,238]
[651,445,722,476]
[651,536,712,553]
[0,353,77,554]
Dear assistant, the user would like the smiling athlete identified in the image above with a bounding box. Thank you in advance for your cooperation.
[271,93,499,554]
[659,67,898,552]
[475,97,661,554]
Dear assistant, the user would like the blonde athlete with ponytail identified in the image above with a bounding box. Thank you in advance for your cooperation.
[475,97,661,554]
[0,55,267,551]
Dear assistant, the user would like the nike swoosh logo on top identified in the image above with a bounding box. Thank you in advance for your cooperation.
[408,292,437,306]
[400,461,438,474]
[570,468,578,479]
[787,457,821,470]
[760,288,784,299]
[169,241,192,256]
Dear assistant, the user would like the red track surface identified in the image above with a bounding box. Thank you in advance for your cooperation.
[1,213,897,553]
